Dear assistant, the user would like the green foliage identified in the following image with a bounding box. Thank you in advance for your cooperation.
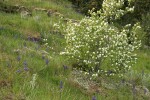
[134,0,150,19]
[69,0,103,14]
[0,0,150,99]
[141,13,150,46]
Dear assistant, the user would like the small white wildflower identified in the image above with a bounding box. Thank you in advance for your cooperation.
[30,74,38,90]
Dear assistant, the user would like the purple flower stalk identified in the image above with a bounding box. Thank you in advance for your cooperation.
[32,38,35,42]
[16,69,21,73]
[45,59,49,65]
[60,81,63,89]
[132,83,136,95]
[24,66,29,71]
[28,36,30,41]
[23,60,27,67]
[63,65,68,71]
[17,56,21,61]
[92,96,97,100]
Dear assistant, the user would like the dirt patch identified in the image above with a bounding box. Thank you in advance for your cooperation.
[25,32,41,42]
[0,2,31,14]
[0,80,12,88]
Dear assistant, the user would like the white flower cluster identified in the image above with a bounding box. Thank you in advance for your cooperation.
[56,0,141,77]
[102,0,135,20]
[30,74,38,90]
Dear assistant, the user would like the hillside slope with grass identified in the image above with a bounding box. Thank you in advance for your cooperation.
[0,0,150,100]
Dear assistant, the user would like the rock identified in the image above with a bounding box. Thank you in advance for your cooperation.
[0,2,19,13]
[27,35,41,42]
[53,12,64,17]
[47,9,64,18]
[143,86,149,95]
[63,18,79,23]
[88,81,101,93]
[0,80,12,87]
[47,9,57,17]
[18,6,27,11]
[63,18,70,22]
[34,7,47,12]
[101,82,117,90]
[71,69,101,94]
[33,15,41,21]
[25,32,41,42]
[0,3,32,16]
[18,6,32,18]
[135,85,150,96]
[20,10,32,18]
[40,50,49,55]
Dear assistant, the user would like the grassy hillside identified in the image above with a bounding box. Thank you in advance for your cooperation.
[0,0,150,100]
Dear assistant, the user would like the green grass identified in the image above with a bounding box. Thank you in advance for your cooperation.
[0,0,150,100]
[0,28,89,100]
[133,49,150,73]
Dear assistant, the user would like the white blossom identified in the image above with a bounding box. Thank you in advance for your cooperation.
[56,0,140,78]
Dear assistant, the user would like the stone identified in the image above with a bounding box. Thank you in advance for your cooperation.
[47,9,57,17]
[20,10,32,18]
[26,32,41,41]
[135,85,150,96]
[34,7,47,12]
[53,12,64,17]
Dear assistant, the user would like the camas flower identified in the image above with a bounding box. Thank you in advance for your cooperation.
[60,81,63,89]
[92,96,97,100]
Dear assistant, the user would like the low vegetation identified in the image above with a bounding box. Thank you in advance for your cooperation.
[0,0,150,100]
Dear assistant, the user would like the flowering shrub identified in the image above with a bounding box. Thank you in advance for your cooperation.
[55,0,141,77]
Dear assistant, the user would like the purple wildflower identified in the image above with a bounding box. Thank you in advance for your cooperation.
[60,81,63,89]
[23,60,29,71]
[32,38,35,42]
[16,69,21,73]
[17,56,21,61]
[144,87,149,95]
[23,60,27,67]
[92,96,97,100]
[24,66,29,71]
[28,36,30,41]
[32,38,36,43]
[45,59,49,65]
[63,65,68,71]
[132,83,136,96]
